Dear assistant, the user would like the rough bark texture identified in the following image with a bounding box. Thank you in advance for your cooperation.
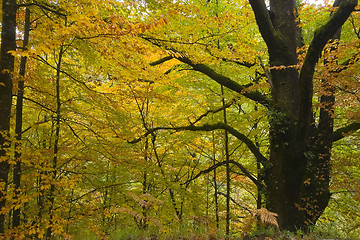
[249,0,358,231]
[0,0,17,233]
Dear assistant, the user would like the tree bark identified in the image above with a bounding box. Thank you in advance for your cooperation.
[212,132,220,229]
[299,0,343,225]
[0,0,17,233]
[12,7,31,229]
[221,85,231,238]
[46,44,64,239]
[249,0,358,231]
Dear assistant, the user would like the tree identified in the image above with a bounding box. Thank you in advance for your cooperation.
[248,0,359,230]
[0,0,16,233]
[13,6,31,229]
[139,0,360,231]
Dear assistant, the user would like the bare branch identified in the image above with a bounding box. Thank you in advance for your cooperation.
[218,191,252,213]
[129,122,268,164]
[221,58,256,68]
[175,56,269,106]
[185,160,261,187]
[332,122,360,142]
[149,56,174,66]
[190,100,235,125]
[19,95,56,113]
[258,56,275,92]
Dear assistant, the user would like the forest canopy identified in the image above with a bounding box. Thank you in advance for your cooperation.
[0,0,360,239]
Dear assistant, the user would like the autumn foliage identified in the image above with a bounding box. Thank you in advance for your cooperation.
[0,0,359,239]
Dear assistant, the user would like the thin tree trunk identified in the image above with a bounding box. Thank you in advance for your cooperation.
[212,131,219,230]
[256,151,262,209]
[221,85,231,238]
[254,92,262,210]
[0,0,17,233]
[140,137,149,229]
[46,45,64,239]
[12,7,31,229]
[140,99,150,229]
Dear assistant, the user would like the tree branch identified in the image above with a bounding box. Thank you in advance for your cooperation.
[218,191,252,213]
[221,58,256,68]
[129,122,268,164]
[227,160,263,188]
[175,56,269,106]
[258,56,275,92]
[18,1,66,17]
[149,56,174,66]
[142,36,269,106]
[301,0,357,79]
[204,47,256,68]
[299,0,358,123]
[190,100,235,125]
[332,122,360,142]
[35,55,102,93]
[248,0,283,51]
[183,160,263,189]
[19,95,56,113]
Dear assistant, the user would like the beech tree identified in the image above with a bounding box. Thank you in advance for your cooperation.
[139,0,360,231]
[247,0,359,230]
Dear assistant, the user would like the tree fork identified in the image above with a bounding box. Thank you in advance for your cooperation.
[249,0,359,231]
[299,0,354,226]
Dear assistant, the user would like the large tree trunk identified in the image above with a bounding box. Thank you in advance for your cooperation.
[249,0,358,231]
[0,0,17,233]
[263,0,307,230]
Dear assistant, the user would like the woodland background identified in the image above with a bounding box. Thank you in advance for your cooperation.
[0,0,360,239]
